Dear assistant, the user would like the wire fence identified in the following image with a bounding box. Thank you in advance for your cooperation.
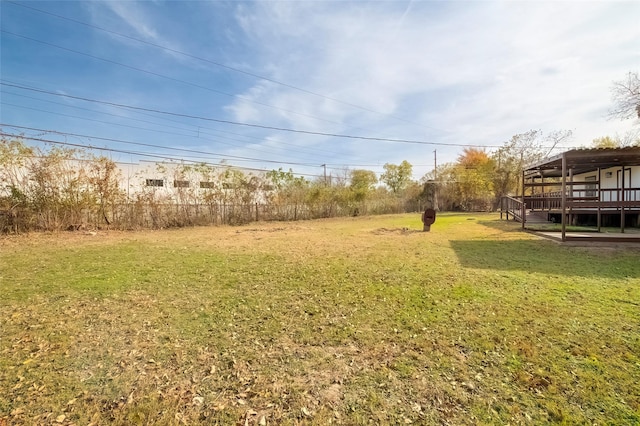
[0,198,425,233]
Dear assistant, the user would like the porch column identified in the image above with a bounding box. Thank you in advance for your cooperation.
[561,153,567,241]
[621,166,626,234]
[568,167,574,226]
[597,168,601,232]
[522,170,526,229]
[541,176,545,211]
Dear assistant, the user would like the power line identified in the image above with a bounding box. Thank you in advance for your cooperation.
[7,0,447,134]
[1,81,501,148]
[1,101,334,163]
[2,124,433,176]
[1,29,356,131]
[0,124,320,168]
[2,5,578,159]
[2,90,199,134]
[0,89,344,158]
[0,132,325,179]
[2,124,430,176]
[2,102,202,140]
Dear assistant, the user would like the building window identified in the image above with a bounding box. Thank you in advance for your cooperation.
[174,180,190,188]
[200,181,215,189]
[146,179,164,187]
[585,175,596,197]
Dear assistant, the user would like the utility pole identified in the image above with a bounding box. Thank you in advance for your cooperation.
[321,164,327,185]
[434,150,437,176]
[433,150,439,211]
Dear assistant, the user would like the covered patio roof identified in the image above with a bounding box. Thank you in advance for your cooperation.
[524,146,640,178]
[519,146,640,241]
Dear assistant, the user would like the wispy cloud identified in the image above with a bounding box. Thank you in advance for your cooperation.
[3,0,638,179]
[100,2,160,42]
[225,1,639,173]
[83,1,192,65]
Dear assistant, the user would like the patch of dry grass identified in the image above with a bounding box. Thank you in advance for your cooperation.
[1,213,639,425]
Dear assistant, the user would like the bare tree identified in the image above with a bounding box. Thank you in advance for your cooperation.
[88,156,124,228]
[609,71,640,120]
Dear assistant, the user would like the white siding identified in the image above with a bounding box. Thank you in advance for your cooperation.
[573,165,640,202]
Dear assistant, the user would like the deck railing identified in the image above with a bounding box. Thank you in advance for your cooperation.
[525,187,640,210]
[527,192,562,210]
[599,188,640,202]
[500,196,524,222]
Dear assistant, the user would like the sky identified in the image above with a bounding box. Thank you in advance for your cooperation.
[1,0,639,181]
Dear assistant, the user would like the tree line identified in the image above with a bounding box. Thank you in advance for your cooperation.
[3,65,638,235]
[0,137,429,233]
[0,129,575,233]
[4,125,639,234]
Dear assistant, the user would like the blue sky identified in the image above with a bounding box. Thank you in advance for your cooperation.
[1,1,638,181]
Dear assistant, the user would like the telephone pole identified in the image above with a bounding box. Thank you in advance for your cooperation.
[433,150,439,211]
[434,150,437,176]
[321,164,327,185]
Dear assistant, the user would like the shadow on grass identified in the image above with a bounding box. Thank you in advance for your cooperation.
[477,219,524,233]
[450,239,638,278]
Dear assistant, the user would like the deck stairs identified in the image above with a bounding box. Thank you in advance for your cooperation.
[500,196,552,224]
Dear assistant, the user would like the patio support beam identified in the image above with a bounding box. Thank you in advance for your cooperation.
[522,169,526,229]
[561,153,567,241]
[569,167,574,226]
[597,167,601,232]
[541,176,545,212]
[621,166,626,234]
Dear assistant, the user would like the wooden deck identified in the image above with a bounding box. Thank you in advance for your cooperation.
[533,230,640,244]
[500,196,640,243]
[505,147,640,242]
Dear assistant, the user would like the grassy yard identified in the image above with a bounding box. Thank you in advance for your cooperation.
[1,213,639,425]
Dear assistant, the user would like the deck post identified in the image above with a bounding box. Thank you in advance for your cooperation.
[521,170,526,229]
[568,168,574,226]
[621,166,626,234]
[561,153,567,241]
[541,176,545,212]
[597,168,601,232]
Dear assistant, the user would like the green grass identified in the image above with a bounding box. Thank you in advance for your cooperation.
[1,213,639,425]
